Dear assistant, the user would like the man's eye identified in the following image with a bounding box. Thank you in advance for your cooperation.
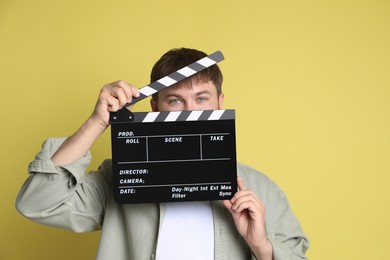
[197,97,207,102]
[169,99,182,105]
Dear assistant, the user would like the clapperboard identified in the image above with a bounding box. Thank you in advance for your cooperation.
[110,51,237,204]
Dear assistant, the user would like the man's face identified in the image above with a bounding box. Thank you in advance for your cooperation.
[150,81,224,112]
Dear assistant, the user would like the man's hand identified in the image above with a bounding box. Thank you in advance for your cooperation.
[91,80,140,129]
[51,80,139,166]
[223,177,273,260]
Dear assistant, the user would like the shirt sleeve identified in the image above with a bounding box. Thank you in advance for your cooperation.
[266,189,310,260]
[238,163,310,260]
[15,137,112,233]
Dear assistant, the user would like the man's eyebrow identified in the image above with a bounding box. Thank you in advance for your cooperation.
[195,90,212,96]
[161,93,183,99]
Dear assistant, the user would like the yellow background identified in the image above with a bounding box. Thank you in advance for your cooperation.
[1,0,389,259]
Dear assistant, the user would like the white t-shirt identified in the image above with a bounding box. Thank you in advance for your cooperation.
[155,201,215,260]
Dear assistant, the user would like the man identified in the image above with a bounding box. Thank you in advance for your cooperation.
[16,48,309,259]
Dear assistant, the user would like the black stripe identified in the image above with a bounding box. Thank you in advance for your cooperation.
[187,62,205,72]
[126,94,147,106]
[209,51,225,62]
[132,112,149,122]
[169,71,188,82]
[219,109,235,120]
[176,110,192,121]
[198,110,214,121]
[149,81,169,91]
[154,112,168,122]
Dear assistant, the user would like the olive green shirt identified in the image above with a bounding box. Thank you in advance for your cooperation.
[16,138,309,259]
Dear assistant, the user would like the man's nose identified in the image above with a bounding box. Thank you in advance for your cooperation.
[184,102,197,111]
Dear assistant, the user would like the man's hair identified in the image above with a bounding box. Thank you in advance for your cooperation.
[150,48,223,101]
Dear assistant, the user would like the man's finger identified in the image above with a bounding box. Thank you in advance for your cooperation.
[237,176,248,191]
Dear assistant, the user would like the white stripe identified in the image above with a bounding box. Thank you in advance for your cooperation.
[164,111,181,122]
[158,76,177,86]
[197,57,216,67]
[186,111,203,121]
[177,66,197,77]
[143,112,160,122]
[140,86,158,96]
[208,110,225,120]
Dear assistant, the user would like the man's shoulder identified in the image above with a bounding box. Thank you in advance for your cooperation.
[97,159,113,172]
[237,162,282,196]
[237,162,270,182]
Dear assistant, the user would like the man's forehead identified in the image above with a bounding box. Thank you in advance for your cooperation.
[158,81,216,96]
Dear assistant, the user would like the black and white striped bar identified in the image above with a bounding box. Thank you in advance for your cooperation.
[124,109,235,123]
[125,50,224,106]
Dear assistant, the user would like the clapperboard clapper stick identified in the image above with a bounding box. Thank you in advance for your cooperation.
[110,51,224,122]
[109,51,238,204]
